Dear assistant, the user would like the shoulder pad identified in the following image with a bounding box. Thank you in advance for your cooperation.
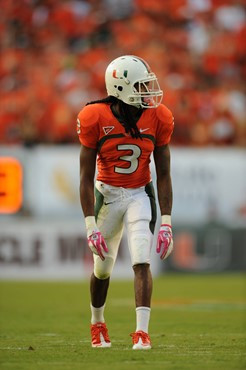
[78,104,99,126]
[156,104,173,121]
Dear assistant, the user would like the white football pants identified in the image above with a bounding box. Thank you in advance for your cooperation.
[93,180,156,279]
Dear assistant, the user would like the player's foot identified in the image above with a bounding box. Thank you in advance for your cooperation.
[130,330,151,350]
[90,322,111,348]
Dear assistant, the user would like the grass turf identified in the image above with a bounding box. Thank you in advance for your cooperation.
[0,273,245,370]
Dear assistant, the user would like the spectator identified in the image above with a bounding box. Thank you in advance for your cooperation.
[0,0,245,146]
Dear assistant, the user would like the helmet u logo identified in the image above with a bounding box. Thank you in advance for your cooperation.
[112,69,128,79]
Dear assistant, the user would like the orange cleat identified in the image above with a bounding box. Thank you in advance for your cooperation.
[130,330,151,350]
[90,322,111,348]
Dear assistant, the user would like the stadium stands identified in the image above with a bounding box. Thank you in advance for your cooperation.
[0,0,245,146]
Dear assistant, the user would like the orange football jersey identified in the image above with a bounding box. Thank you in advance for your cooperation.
[77,103,174,188]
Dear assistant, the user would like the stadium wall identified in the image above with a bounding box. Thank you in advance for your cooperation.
[0,145,245,279]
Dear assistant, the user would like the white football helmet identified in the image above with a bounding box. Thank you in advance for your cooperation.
[105,55,163,108]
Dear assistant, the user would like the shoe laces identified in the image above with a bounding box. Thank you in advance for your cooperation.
[91,323,110,343]
[130,330,150,344]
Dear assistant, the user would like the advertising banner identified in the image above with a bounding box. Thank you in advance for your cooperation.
[0,219,161,280]
[166,223,246,272]
[1,146,245,224]
[170,148,246,224]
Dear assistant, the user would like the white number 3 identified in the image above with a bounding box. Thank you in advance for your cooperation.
[114,144,141,174]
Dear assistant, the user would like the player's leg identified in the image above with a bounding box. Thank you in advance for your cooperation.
[90,230,123,348]
[91,182,124,309]
[90,222,123,348]
[125,183,157,349]
[133,262,152,313]
[131,264,152,350]
[90,182,124,347]
[90,226,123,311]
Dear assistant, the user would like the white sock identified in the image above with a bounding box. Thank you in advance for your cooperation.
[136,306,151,333]
[90,303,105,324]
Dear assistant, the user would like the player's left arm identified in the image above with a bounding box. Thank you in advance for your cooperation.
[153,144,173,259]
[153,144,172,215]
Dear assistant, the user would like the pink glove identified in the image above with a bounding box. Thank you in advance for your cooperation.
[156,224,173,260]
[87,231,108,261]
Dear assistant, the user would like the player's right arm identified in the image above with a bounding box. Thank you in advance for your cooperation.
[79,144,108,261]
[79,144,97,217]
[78,103,109,261]
[78,104,99,217]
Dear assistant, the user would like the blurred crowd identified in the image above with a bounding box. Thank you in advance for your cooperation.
[0,0,245,146]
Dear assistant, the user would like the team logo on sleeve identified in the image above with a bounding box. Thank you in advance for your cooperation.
[77,118,81,134]
[103,126,114,135]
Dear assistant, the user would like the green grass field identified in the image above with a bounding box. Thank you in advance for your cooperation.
[0,273,245,370]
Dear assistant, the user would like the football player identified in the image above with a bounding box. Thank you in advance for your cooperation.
[77,55,174,349]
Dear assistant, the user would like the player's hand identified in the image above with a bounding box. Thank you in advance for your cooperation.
[85,216,108,261]
[156,224,173,260]
[87,230,108,261]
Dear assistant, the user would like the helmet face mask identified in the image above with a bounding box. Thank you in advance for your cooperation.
[105,56,163,108]
[131,75,163,108]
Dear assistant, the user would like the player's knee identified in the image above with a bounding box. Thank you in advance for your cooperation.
[130,231,151,265]
[94,270,111,280]
[94,256,115,280]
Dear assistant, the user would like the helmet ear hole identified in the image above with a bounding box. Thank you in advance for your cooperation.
[118,86,123,91]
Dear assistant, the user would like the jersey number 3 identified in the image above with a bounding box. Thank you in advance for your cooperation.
[114,144,141,174]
